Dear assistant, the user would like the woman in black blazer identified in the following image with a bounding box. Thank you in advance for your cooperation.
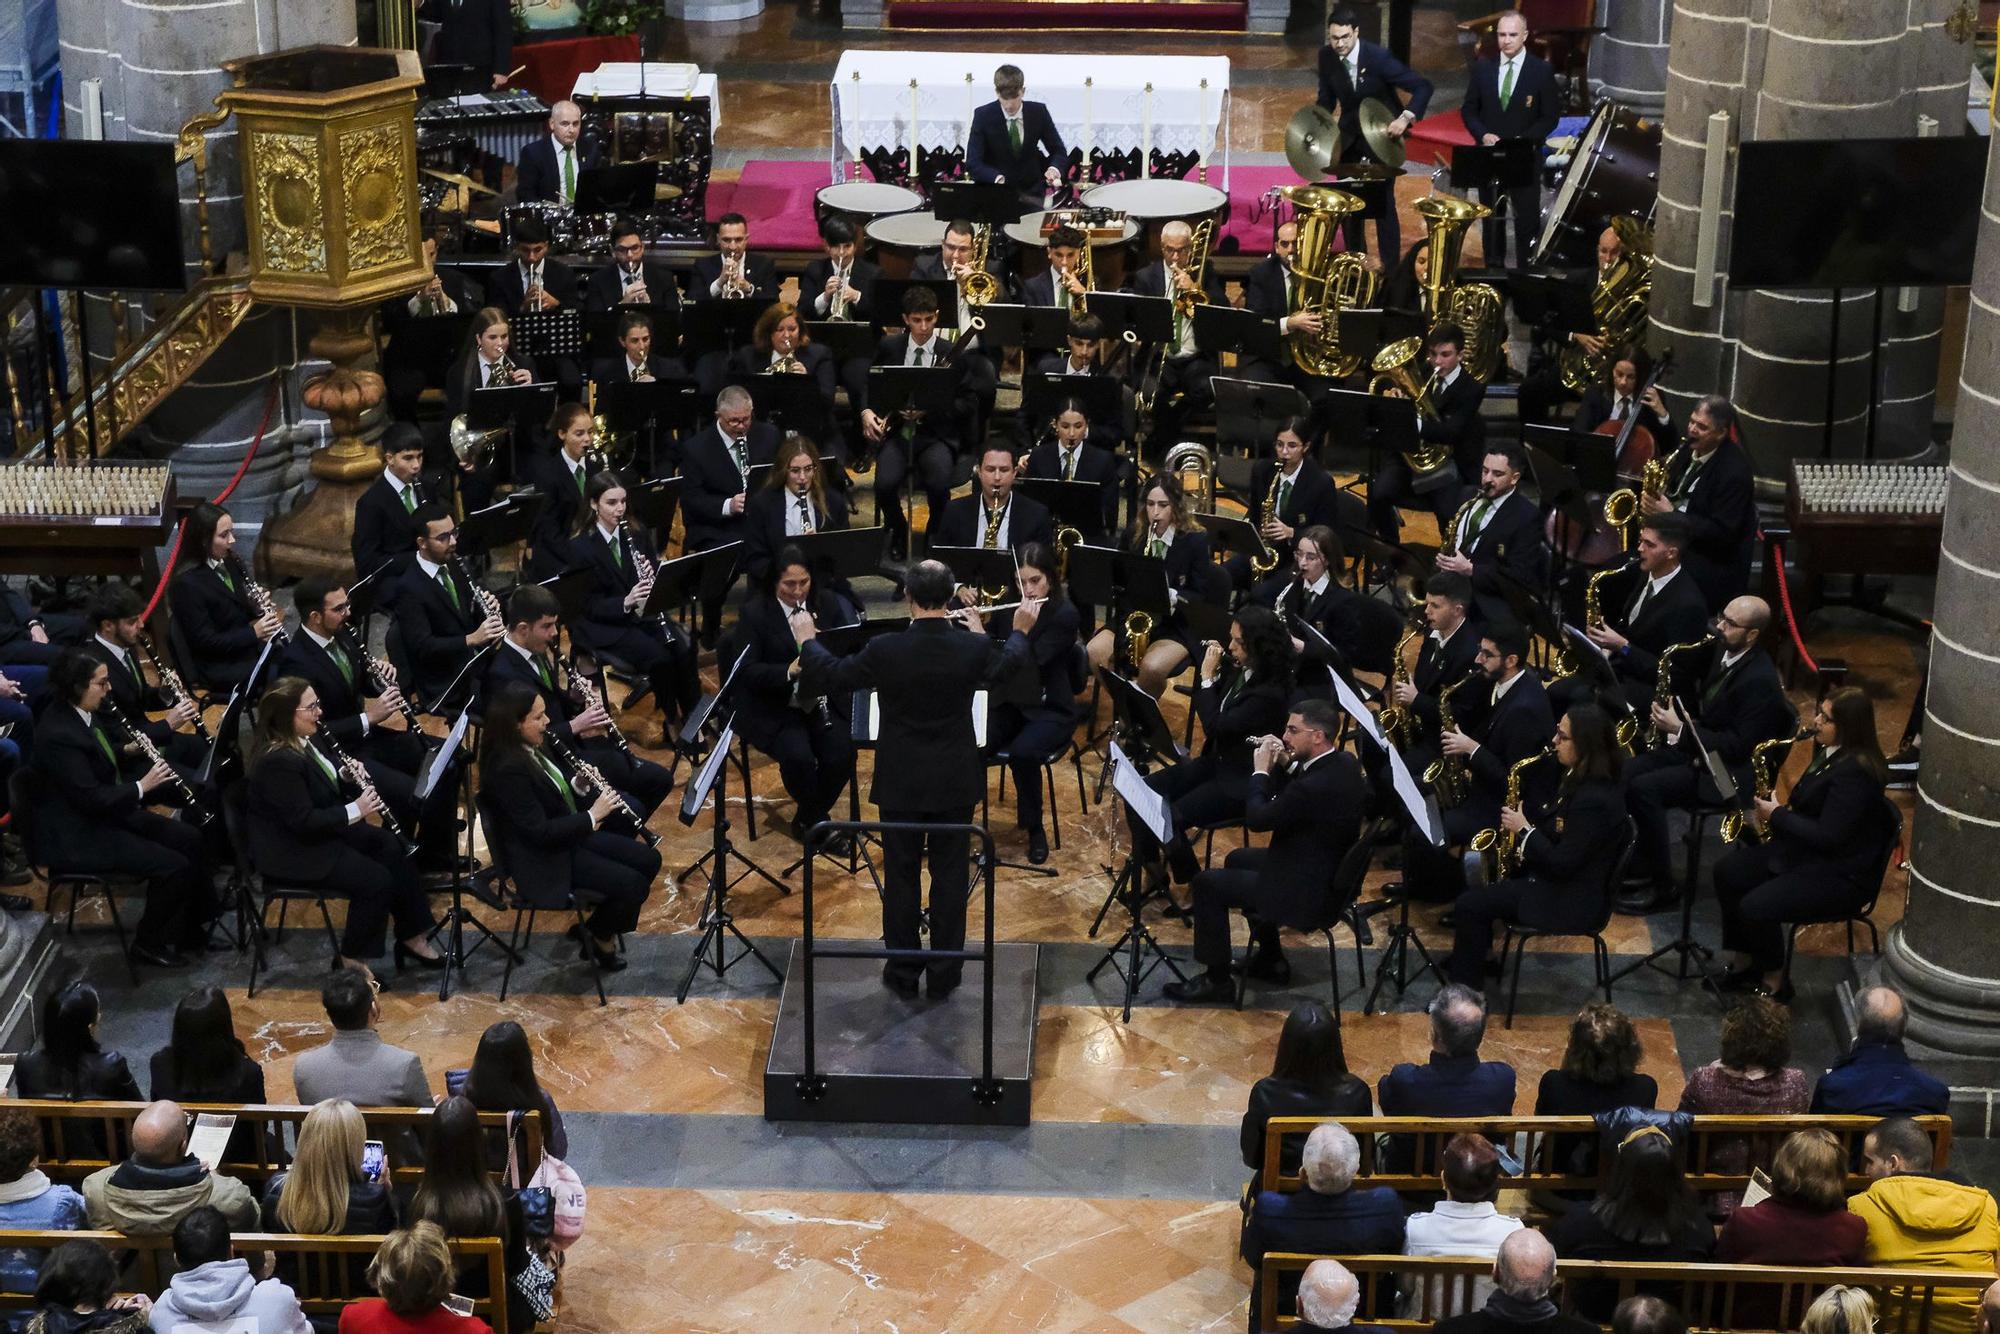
[1239,1001,1372,1186]
[148,986,271,1167]
[566,472,702,728]
[477,683,659,970]
[1267,524,1366,689]
[16,983,141,1160]
[164,500,284,692]
[1445,704,1628,987]
[1084,474,1218,697]
[1714,686,1890,997]
[741,435,854,611]
[444,307,541,513]
[245,675,440,978]
[983,543,1083,865]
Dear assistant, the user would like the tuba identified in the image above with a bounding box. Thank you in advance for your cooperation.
[1559,216,1655,396]
[1368,338,1457,493]
[1414,194,1507,384]
[1162,441,1216,514]
[1276,183,1378,378]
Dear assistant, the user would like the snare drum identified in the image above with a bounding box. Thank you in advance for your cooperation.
[1533,101,1661,268]
[1080,179,1228,257]
[816,180,924,230]
[864,211,949,279]
[503,201,573,248]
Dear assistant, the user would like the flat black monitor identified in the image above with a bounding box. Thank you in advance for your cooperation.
[1727,136,1984,289]
[0,141,187,291]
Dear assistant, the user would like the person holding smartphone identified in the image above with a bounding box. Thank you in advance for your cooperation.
[262,1099,399,1245]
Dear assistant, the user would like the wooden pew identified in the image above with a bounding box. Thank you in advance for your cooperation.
[1259,1114,1954,1198]
[0,1229,511,1333]
[1259,1253,1999,1332]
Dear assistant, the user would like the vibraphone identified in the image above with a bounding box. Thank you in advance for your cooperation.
[417,89,552,187]
[1779,458,1945,619]
[0,460,177,579]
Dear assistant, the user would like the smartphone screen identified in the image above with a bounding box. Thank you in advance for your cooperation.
[361,1139,386,1183]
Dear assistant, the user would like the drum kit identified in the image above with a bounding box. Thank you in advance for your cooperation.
[1531,101,1661,269]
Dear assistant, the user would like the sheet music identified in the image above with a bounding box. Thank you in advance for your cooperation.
[1387,745,1440,846]
[420,710,472,801]
[1328,670,1387,751]
[188,1113,237,1172]
[1109,742,1172,844]
[868,690,987,746]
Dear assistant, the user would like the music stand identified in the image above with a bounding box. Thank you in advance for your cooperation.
[1084,293,1175,348]
[930,545,1020,600]
[1022,369,1122,429]
[931,181,1026,228]
[627,476,683,535]
[1015,478,1110,538]
[1087,728,1193,1022]
[572,161,660,216]
[423,710,516,1001]
[802,320,877,364]
[679,301,762,357]
[468,382,557,484]
[736,371,832,437]
[674,697,786,1003]
[1193,306,1282,363]
[509,308,584,362]
[1331,307,1388,370]
[1212,378,1309,465]
[975,304,1072,352]
[640,542,743,624]
[600,376,694,476]
[1511,272,1597,335]
[789,525,886,584]
[865,278,959,329]
[540,568,598,632]
[1451,140,1540,195]
[458,492,543,562]
[1194,509,1271,569]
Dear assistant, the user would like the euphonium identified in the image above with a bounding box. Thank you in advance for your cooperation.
[1368,338,1456,493]
[1124,609,1154,672]
[1376,605,1428,749]
[1423,671,1477,808]
[1276,183,1376,378]
[1251,467,1284,577]
[1413,193,1506,384]
[1559,217,1654,396]
[959,223,1001,325]
[1647,633,1716,748]
[1162,441,1216,514]
[1470,747,1557,879]
[1604,445,1682,537]
[1171,218,1215,316]
[1722,727,1812,843]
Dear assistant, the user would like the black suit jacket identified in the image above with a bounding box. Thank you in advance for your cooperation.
[1411,623,1482,740]
[687,253,779,303]
[800,257,882,320]
[392,561,484,705]
[586,352,686,390]
[1244,749,1368,928]
[742,486,850,585]
[1316,40,1434,142]
[486,258,579,315]
[862,333,969,450]
[1022,439,1120,534]
[927,492,1055,554]
[445,349,542,419]
[1424,370,1488,475]
[1461,671,1556,817]
[1190,673,1291,771]
[998,599,1084,724]
[166,563,261,683]
[1670,441,1757,608]
[1123,260,1228,308]
[1603,566,1710,689]
[77,639,169,738]
[29,706,152,865]
[419,0,511,77]
[966,100,1067,188]
[728,589,854,739]
[799,619,1030,810]
[484,643,588,747]
[727,341,838,400]
[522,450,594,571]
[480,749,598,902]
[568,523,657,657]
[515,136,605,206]
[678,421,780,549]
[1673,646,1797,769]
[1250,459,1344,536]
[1241,256,1292,320]
[1018,268,1088,311]
[1459,53,1560,143]
[1520,776,1627,897]
[352,475,434,587]
[245,745,359,881]
[1454,489,1548,622]
[1768,753,1887,883]
[1274,578,1367,677]
[582,260,681,312]
[275,633,382,752]
[1574,388,1669,443]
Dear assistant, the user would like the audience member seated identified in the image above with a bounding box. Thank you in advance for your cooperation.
[1851,1115,2000,1334]
[147,1205,312,1334]
[1811,985,1950,1117]
[1241,1124,1405,1331]
[1378,985,1516,1175]
[1546,1126,1716,1321]
[408,1097,530,1333]
[1294,1259,1388,1334]
[261,1099,398,1237]
[81,1100,257,1237]
[1240,1002,1372,1189]
[1609,1296,1687,1334]
[22,1240,150,1333]
[337,1222,493,1334]
[1675,995,1809,1213]
[1400,1134,1523,1318]
[1715,1129,1865,1325]
[147,986,269,1168]
[459,1021,569,1162]
[1801,1286,1876,1334]
[0,1108,87,1294]
[1978,1279,2000,1334]
[1534,1002,1656,1183]
[294,971,434,1110]
[1431,1230,1596,1334]
[17,984,143,1159]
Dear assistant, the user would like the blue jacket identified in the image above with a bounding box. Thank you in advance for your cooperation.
[1810,1040,1950,1117]
[1379,1053,1518,1174]
[0,1176,87,1292]
[1242,1185,1406,1331]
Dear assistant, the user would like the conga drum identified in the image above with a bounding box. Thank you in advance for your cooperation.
[864,211,949,279]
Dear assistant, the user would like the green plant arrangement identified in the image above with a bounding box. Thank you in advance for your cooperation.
[579,0,665,33]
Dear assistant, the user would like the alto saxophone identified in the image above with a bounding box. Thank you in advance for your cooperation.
[1124,609,1153,673]
[1251,467,1284,577]
[1722,727,1812,843]
[1377,605,1428,749]
[1648,634,1717,748]
[1442,493,1481,562]
[1470,747,1557,880]
[1422,671,1478,809]
[1604,445,1683,537]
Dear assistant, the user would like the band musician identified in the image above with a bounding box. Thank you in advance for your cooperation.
[690,213,780,303]
[860,287,970,561]
[680,386,779,645]
[1458,10,1558,269]
[516,100,602,207]
[743,435,852,595]
[1317,5,1433,265]
[391,504,506,710]
[1388,571,1482,779]
[1232,417,1347,597]
[1368,322,1487,539]
[801,218,879,323]
[1558,512,1709,723]
[352,425,435,590]
[79,585,207,775]
[165,502,284,693]
[928,441,1054,554]
[1642,394,1756,609]
[488,216,578,314]
[1083,475,1218,698]
[1433,442,1547,625]
[1020,397,1121,539]
[966,63,1068,208]
[584,217,681,311]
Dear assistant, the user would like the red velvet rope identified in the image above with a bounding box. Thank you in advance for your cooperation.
[1762,533,1819,677]
[140,375,281,623]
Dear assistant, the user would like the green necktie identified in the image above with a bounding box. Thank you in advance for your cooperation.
[1499,59,1515,109]
[609,534,624,570]
[400,486,416,514]
[1008,117,1023,152]
[308,744,340,786]
[1148,538,1166,559]
[1676,456,1705,500]
[91,723,117,769]
[535,657,554,690]
[562,146,575,202]
[123,649,143,685]
[573,465,586,499]
[436,568,460,612]
[329,640,354,686]
[533,750,577,810]
[1277,477,1294,519]
[1464,498,1491,545]
[216,564,235,593]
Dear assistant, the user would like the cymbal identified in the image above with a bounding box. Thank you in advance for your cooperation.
[421,166,498,197]
[1284,104,1346,181]
[1358,99,1409,171]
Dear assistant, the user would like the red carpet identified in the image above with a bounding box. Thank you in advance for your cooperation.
[886,0,1245,29]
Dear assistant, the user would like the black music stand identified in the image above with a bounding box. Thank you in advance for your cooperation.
[788,524,886,584]
[458,492,543,563]
[866,365,962,547]
[468,382,557,483]
[1084,293,1175,348]
[1194,510,1273,570]
[627,476,683,536]
[674,693,786,1003]
[930,545,1020,601]
[600,376,694,476]
[680,300,762,357]
[931,181,1025,228]
[1067,543,1172,776]
[1212,378,1309,464]
[424,709,519,1001]
[640,542,743,629]
[865,279,959,329]
[735,371,832,438]
[976,304,1072,353]
[1193,306,1282,363]
[780,617,913,886]
[1510,272,1597,336]
[1086,680,1193,1020]
[1015,477,1110,539]
[572,162,660,216]
[802,320,878,364]
[509,308,584,361]
[387,314,474,386]
[1452,140,1540,194]
[1022,369,1122,427]
[1523,439,1604,603]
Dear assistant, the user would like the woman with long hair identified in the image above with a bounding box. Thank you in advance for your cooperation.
[23,1239,149,1333]
[1714,686,1891,999]
[741,434,852,602]
[1548,1125,1716,1319]
[244,676,439,978]
[982,542,1083,865]
[148,987,267,1164]
[448,307,536,417]
[461,1021,569,1161]
[1084,473,1217,696]
[261,1098,396,1237]
[565,471,701,732]
[17,984,140,1108]
[476,683,657,971]
[1239,1001,1372,1183]
[523,402,599,577]
[165,500,283,690]
[1444,704,1629,987]
[408,1097,528,1332]
[1267,523,1365,685]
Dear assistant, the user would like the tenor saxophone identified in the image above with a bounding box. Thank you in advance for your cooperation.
[1722,727,1812,843]
[1422,671,1477,808]
[1470,747,1557,879]
[1647,634,1717,748]
[1377,605,1428,749]
[1251,467,1284,577]
[1124,609,1153,673]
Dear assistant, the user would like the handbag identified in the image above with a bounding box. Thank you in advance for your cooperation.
[506,1110,587,1250]
[511,1246,559,1323]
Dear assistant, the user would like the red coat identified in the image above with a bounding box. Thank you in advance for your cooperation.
[337,1301,491,1334]
[1717,1195,1868,1267]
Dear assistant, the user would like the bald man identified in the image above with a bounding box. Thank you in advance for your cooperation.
[81,1100,259,1234]
[518,99,604,206]
[1124,220,1228,444]
[1617,594,1799,914]
[1976,1279,2000,1334]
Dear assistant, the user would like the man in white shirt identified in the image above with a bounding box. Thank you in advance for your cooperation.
[517,99,599,205]
[1401,1132,1524,1316]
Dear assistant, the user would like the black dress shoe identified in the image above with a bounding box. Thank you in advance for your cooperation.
[1236,953,1291,984]
[579,939,628,972]
[882,971,919,999]
[1718,966,1762,992]
[1752,977,1796,1004]
[1025,826,1049,865]
[925,972,960,999]
[1163,971,1235,1004]
[395,941,447,972]
[130,941,188,969]
[1615,886,1675,915]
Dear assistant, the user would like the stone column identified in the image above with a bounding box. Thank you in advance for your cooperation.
[54,0,355,564]
[1593,0,1673,116]
[1881,124,2000,1061]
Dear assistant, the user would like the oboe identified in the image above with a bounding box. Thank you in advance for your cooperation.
[336,625,425,734]
[561,654,634,758]
[100,700,211,823]
[230,555,290,644]
[548,736,662,848]
[315,732,414,853]
[135,631,210,742]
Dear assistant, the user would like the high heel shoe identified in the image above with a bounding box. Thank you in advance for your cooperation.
[395,941,446,973]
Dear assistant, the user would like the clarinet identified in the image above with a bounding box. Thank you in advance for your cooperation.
[230,555,290,644]
[447,555,504,627]
[315,732,415,853]
[336,625,426,735]
[135,631,211,742]
[786,603,834,728]
[99,700,212,824]
[561,655,634,759]
[547,736,662,848]
[621,521,677,637]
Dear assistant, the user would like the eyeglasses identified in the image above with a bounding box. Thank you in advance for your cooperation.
[296,702,323,714]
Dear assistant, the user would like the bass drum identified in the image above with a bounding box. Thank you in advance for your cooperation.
[1532,101,1661,270]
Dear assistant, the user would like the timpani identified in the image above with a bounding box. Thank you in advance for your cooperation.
[1080,178,1229,258]
[815,180,925,232]
[1003,210,1142,290]
[863,210,950,279]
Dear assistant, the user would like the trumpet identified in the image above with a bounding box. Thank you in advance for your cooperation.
[548,736,662,847]
[563,654,634,759]
[1470,747,1557,879]
[317,731,413,853]
[136,631,210,742]
[335,624,426,736]
[100,700,211,823]
[720,253,752,299]
[231,555,289,645]
[828,261,852,320]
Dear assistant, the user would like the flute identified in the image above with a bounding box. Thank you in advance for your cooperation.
[548,736,662,848]
[100,700,212,823]
[316,731,414,853]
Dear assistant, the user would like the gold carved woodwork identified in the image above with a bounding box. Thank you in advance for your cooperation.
[250,131,328,274]
[339,123,408,274]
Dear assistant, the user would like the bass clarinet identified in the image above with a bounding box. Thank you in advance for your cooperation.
[548,736,662,848]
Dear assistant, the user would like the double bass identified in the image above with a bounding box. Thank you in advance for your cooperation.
[1547,350,1673,566]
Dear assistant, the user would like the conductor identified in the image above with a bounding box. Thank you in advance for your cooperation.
[792,560,1039,1000]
